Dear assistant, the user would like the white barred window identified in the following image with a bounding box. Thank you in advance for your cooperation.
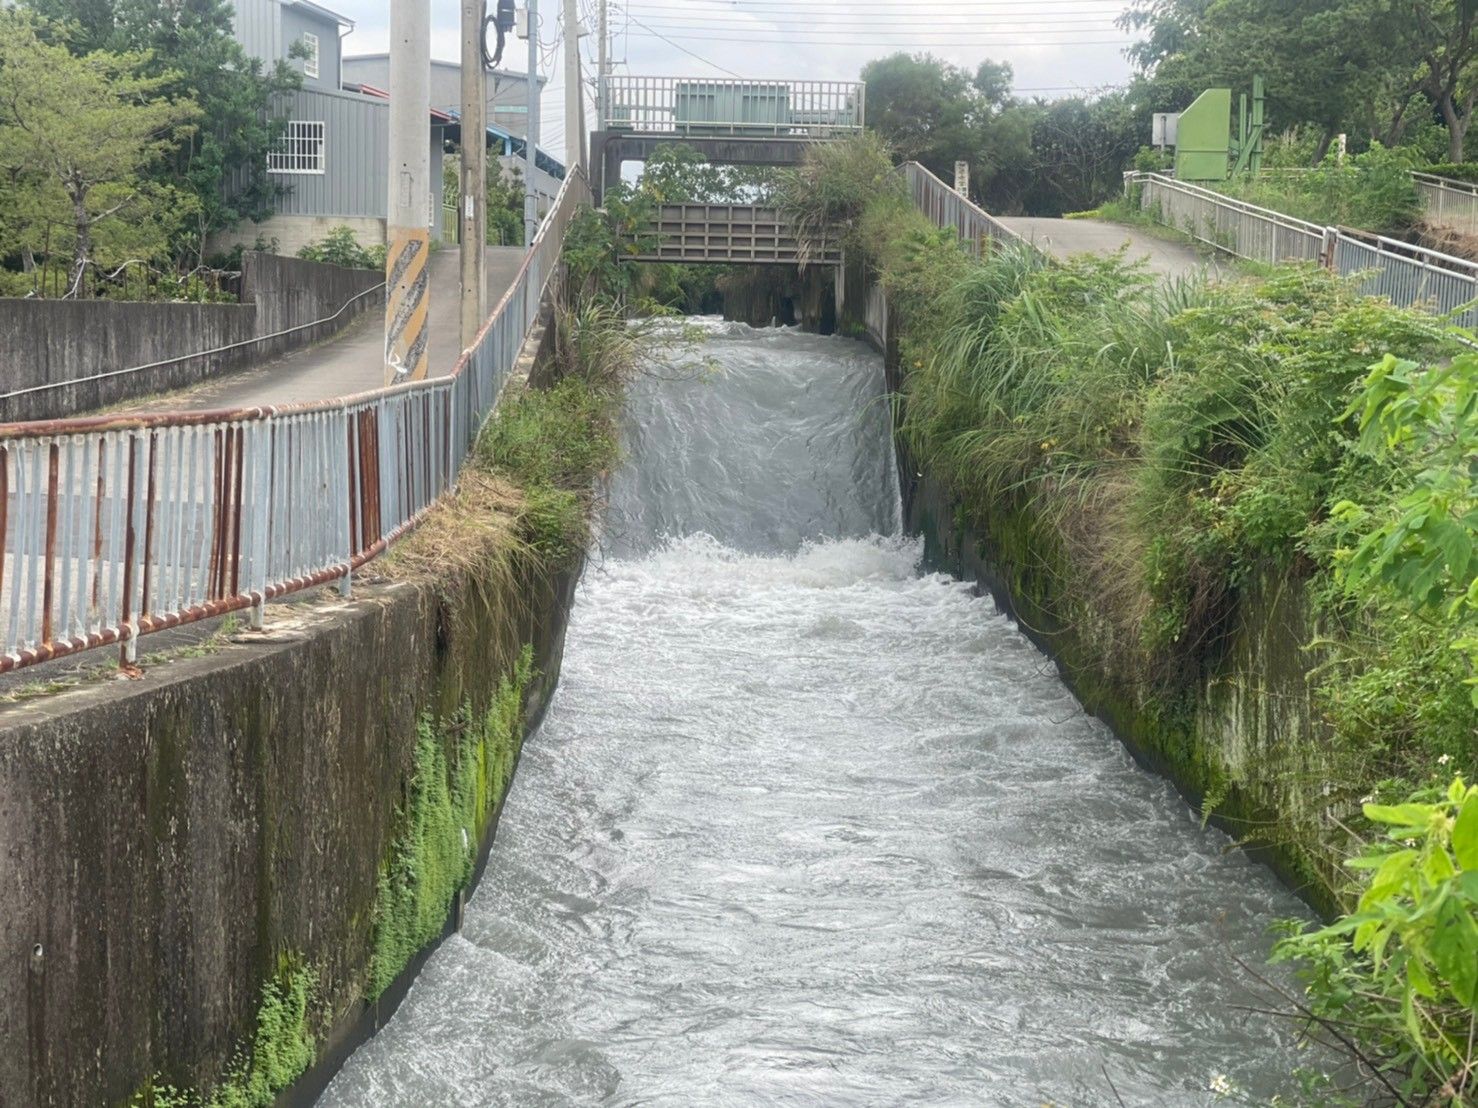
[302,33,320,79]
[268,121,325,174]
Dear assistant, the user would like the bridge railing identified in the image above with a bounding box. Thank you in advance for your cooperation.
[1126,171,1478,323]
[1125,172,1327,266]
[0,170,592,674]
[1415,171,1478,236]
[602,76,864,137]
[903,162,1027,257]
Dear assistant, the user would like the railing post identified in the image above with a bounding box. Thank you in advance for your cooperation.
[1320,227,1339,272]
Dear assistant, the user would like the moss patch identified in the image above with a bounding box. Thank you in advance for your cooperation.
[367,646,535,1000]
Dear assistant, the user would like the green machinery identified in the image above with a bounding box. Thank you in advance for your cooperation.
[1174,76,1266,182]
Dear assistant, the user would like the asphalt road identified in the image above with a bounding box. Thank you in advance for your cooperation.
[998,217,1227,281]
[131,245,528,413]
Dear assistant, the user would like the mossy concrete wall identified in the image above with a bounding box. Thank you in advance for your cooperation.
[856,274,1341,915]
[0,508,581,1105]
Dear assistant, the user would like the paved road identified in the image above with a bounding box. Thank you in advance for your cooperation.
[998,217,1225,281]
[139,245,527,413]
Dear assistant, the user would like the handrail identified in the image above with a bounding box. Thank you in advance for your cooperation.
[1414,170,1478,198]
[1125,170,1478,327]
[0,169,593,674]
[0,281,387,405]
[903,161,1029,256]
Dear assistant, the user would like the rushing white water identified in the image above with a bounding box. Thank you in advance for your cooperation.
[321,321,1313,1106]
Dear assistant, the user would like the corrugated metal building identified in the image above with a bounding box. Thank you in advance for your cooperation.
[217,0,451,254]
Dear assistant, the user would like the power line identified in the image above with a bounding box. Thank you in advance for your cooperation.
[626,16,743,76]
[625,28,1132,45]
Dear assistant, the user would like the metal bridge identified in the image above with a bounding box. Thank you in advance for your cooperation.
[629,204,842,267]
[592,76,865,201]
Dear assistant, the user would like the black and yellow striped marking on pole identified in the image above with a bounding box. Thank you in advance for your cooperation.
[384,226,430,384]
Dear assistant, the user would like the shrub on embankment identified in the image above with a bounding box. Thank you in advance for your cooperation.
[787,135,1477,1097]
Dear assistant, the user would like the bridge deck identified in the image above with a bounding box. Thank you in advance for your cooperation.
[630,204,841,267]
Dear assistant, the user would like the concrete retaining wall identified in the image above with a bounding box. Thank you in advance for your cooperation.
[0,253,384,422]
[846,271,1339,914]
[0,537,581,1105]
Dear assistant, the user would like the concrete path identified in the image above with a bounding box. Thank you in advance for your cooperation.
[138,245,527,413]
[998,217,1225,281]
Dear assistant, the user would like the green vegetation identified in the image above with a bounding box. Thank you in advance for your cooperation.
[368,651,532,999]
[130,962,317,1108]
[789,134,1476,1099]
[2,0,304,294]
[296,226,386,271]
[1216,146,1425,236]
[1275,782,1478,1102]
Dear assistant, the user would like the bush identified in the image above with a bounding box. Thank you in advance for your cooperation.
[1220,143,1423,234]
[296,225,385,270]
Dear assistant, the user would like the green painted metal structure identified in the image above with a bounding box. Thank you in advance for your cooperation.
[1175,88,1232,181]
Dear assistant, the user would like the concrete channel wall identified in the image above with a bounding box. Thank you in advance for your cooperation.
[845,271,1339,915]
[0,308,579,1104]
[0,253,384,422]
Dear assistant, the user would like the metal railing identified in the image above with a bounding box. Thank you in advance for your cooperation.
[1415,171,1478,236]
[1125,172,1326,266]
[0,170,592,674]
[1333,229,1478,327]
[602,76,864,137]
[904,162,1026,257]
[1126,172,1478,323]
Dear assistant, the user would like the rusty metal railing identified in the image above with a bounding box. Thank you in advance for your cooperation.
[0,169,592,674]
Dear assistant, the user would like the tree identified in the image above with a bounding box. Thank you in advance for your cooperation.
[862,53,1031,204]
[1403,0,1478,161]
[1122,0,1412,161]
[23,0,302,266]
[0,10,199,295]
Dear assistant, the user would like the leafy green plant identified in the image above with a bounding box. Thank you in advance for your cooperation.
[1332,352,1478,706]
[1275,781,1478,1102]
[296,226,385,271]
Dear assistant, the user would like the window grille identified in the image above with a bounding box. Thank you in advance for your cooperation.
[268,121,325,174]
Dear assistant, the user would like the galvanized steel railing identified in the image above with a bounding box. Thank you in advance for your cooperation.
[1125,172,1327,266]
[1126,171,1478,323]
[602,76,864,137]
[0,169,592,674]
[1415,171,1478,236]
[1332,229,1478,327]
[904,162,1026,257]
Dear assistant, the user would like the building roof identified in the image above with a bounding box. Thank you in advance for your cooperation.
[342,54,545,87]
[442,109,566,180]
[343,82,456,125]
[282,0,353,28]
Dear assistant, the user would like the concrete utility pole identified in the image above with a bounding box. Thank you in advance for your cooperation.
[596,0,607,130]
[563,0,583,173]
[385,0,431,383]
[524,0,540,247]
[459,0,488,349]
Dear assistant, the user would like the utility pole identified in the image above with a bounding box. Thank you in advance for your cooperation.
[385,0,431,383]
[523,0,540,247]
[563,0,583,173]
[459,0,488,349]
[596,0,607,130]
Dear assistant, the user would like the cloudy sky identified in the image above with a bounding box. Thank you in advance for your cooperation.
[331,0,1144,165]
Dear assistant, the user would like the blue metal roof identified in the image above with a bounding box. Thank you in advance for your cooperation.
[443,109,566,180]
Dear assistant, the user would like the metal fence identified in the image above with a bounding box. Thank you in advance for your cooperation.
[904,162,1026,256]
[602,76,864,137]
[1333,229,1478,327]
[1415,171,1478,236]
[1126,172,1327,266]
[0,169,592,674]
[1127,171,1478,324]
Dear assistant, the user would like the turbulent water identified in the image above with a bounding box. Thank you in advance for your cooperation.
[321,321,1313,1106]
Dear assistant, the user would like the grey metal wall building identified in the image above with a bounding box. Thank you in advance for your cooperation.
[343,56,539,138]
